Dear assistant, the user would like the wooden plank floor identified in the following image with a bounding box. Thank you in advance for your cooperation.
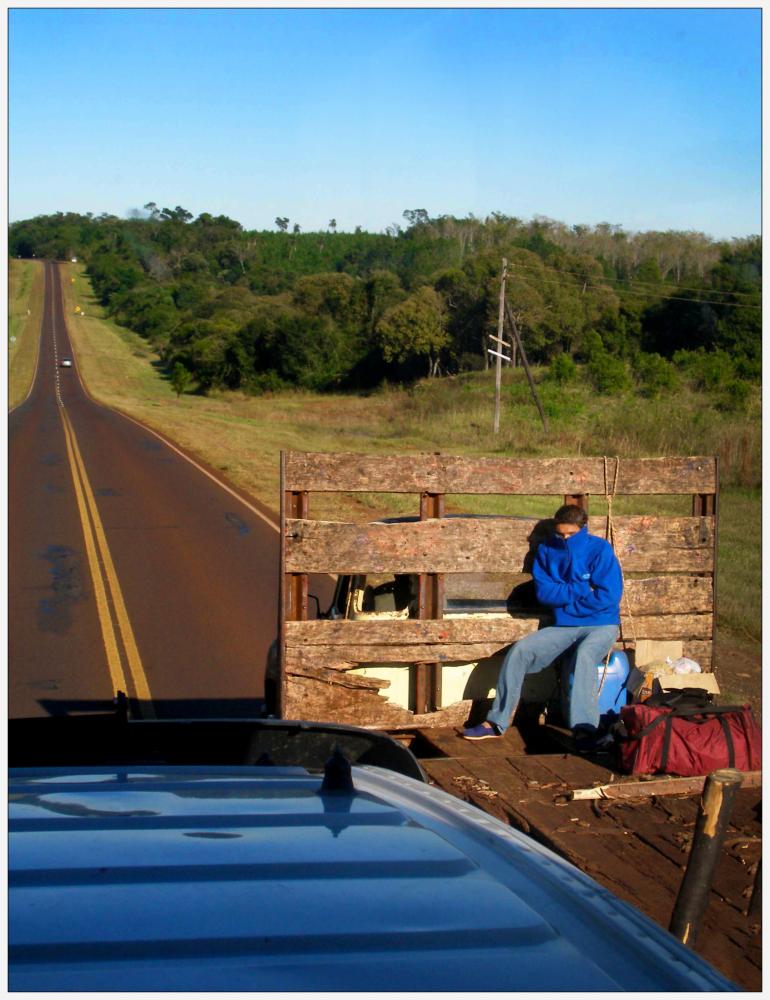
[412,726,761,991]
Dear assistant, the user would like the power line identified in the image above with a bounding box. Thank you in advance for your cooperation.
[497,251,761,301]
[505,260,762,312]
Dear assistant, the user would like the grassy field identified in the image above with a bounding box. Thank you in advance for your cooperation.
[8,259,44,409]
[60,264,761,682]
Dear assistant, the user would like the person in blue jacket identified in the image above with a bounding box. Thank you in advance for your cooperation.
[463,503,622,747]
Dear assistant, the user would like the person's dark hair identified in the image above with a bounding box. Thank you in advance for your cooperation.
[553,504,588,528]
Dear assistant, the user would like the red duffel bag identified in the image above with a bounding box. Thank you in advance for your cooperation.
[618,692,761,776]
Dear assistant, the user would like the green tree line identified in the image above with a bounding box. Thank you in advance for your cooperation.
[9,207,760,400]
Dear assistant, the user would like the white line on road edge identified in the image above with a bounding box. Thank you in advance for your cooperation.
[9,262,46,414]
[58,261,280,534]
[103,409,280,534]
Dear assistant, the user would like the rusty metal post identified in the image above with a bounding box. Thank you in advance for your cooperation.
[414,492,444,714]
[669,768,744,947]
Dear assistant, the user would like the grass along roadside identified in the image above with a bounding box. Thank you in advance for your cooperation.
[61,263,760,659]
[8,259,44,409]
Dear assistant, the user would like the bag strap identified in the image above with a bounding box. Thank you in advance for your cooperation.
[646,688,714,710]
[630,712,672,742]
[665,703,747,718]
[717,715,736,768]
[628,704,746,741]
[660,713,675,770]
[661,713,736,770]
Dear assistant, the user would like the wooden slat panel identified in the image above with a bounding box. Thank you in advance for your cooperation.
[285,516,715,574]
[445,573,528,599]
[287,617,537,646]
[286,613,714,652]
[625,576,712,614]
[600,516,714,570]
[286,654,390,690]
[618,614,711,639]
[446,575,712,615]
[287,642,513,666]
[284,451,717,495]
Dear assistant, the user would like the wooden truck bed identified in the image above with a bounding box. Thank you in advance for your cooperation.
[278,451,760,987]
[404,725,761,991]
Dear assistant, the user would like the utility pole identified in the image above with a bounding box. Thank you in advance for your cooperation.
[490,258,509,434]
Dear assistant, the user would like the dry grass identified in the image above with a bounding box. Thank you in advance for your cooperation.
[714,487,761,642]
[8,259,44,409]
[60,264,760,648]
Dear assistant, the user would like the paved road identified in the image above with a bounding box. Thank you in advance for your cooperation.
[9,262,291,719]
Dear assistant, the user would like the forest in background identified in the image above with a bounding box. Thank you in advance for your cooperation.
[9,207,760,408]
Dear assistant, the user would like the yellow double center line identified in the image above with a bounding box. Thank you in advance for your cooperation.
[60,407,156,718]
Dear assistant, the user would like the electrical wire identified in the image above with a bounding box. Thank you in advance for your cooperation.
[504,259,762,311]
[505,255,760,301]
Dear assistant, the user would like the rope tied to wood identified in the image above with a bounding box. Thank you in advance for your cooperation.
[598,456,637,691]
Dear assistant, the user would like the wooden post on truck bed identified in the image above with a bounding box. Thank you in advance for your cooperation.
[564,493,588,513]
[414,492,445,714]
[279,451,309,717]
[692,456,719,671]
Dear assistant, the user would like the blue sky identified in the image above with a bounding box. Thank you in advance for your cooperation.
[8,7,761,239]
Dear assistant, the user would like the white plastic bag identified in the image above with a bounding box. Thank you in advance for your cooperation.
[666,656,702,675]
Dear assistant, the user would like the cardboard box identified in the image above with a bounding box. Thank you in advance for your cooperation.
[653,672,721,696]
[633,639,683,670]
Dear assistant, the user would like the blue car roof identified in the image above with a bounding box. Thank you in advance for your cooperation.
[9,764,736,992]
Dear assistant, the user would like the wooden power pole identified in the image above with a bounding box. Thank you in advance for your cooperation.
[490,258,509,433]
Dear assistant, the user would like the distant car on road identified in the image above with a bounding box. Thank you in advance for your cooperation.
[60,358,73,368]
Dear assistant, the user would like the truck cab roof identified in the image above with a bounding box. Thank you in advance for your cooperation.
[9,716,735,992]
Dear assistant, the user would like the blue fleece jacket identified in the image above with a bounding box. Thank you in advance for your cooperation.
[532,525,622,626]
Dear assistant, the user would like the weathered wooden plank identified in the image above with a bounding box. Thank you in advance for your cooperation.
[618,614,711,639]
[287,642,512,665]
[283,674,471,729]
[286,613,714,652]
[445,573,528,599]
[568,772,762,801]
[411,725,529,758]
[285,516,714,574]
[599,516,714,571]
[456,759,677,916]
[420,758,517,825]
[284,674,409,728]
[532,754,617,789]
[286,636,710,671]
[286,617,540,646]
[284,452,718,495]
[285,654,390,690]
[624,576,712,614]
[447,575,712,615]
[681,640,713,672]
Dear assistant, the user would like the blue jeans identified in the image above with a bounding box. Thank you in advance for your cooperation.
[487,625,619,733]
